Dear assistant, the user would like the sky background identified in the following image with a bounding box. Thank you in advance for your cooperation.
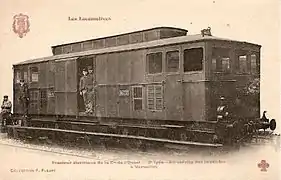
[0,0,280,130]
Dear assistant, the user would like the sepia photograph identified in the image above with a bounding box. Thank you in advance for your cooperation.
[0,0,280,179]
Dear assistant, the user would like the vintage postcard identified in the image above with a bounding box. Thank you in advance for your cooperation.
[0,0,280,179]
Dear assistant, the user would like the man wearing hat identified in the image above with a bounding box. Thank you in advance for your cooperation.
[19,79,29,117]
[0,95,12,126]
[79,68,91,113]
[87,66,95,114]
[216,96,229,121]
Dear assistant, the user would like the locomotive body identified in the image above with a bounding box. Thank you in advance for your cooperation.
[9,27,270,146]
[13,27,260,122]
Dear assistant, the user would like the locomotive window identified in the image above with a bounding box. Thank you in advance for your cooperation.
[30,90,39,101]
[133,86,143,110]
[83,41,93,50]
[222,57,230,73]
[30,67,39,82]
[23,71,28,82]
[14,71,21,83]
[72,43,82,52]
[212,48,231,73]
[54,47,62,55]
[147,85,163,111]
[166,51,179,72]
[62,45,72,54]
[250,54,257,74]
[238,55,248,73]
[147,52,162,74]
[184,48,203,72]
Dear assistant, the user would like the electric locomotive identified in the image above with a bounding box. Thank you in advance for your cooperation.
[7,27,276,147]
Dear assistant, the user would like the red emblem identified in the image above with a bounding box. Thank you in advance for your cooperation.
[12,13,30,38]
[258,160,269,172]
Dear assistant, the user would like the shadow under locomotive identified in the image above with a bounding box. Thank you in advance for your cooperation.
[2,26,278,151]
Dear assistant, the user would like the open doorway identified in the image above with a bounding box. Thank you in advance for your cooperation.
[77,57,95,114]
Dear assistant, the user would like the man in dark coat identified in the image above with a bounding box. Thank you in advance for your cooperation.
[87,66,95,114]
[79,68,92,113]
[0,95,12,126]
[18,79,29,117]
[216,96,229,121]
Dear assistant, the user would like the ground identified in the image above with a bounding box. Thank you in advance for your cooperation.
[0,133,280,180]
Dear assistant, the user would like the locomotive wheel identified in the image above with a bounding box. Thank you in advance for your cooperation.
[135,139,146,151]
[180,132,188,141]
[270,119,277,131]
[122,128,129,135]
[243,124,249,136]
[248,122,253,134]
[169,130,176,140]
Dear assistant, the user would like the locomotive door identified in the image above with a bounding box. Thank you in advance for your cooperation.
[77,56,96,116]
[54,58,78,116]
[13,66,29,114]
[164,48,183,121]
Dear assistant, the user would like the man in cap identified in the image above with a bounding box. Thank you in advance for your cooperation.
[79,68,91,113]
[18,79,29,117]
[216,96,229,121]
[86,66,95,114]
[0,95,12,127]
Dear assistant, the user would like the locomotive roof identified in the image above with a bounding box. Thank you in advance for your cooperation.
[51,26,188,48]
[14,33,261,66]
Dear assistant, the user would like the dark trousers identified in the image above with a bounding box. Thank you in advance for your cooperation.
[0,112,11,126]
[82,89,95,113]
[20,100,29,116]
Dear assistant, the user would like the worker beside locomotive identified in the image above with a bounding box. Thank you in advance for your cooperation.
[0,95,12,130]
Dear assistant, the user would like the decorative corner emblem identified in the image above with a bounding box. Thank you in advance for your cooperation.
[258,160,269,172]
[12,13,30,38]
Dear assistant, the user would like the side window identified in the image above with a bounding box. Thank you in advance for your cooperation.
[62,45,72,54]
[184,48,203,72]
[166,51,179,72]
[147,52,162,74]
[250,54,257,74]
[72,43,82,52]
[30,90,39,101]
[14,70,21,83]
[222,57,230,72]
[212,48,231,73]
[238,55,248,74]
[23,71,28,82]
[147,85,163,111]
[53,47,62,55]
[30,67,39,82]
[132,86,143,110]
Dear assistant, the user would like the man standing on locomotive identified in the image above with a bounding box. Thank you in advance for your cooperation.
[216,96,229,121]
[87,66,95,114]
[19,79,29,118]
[0,95,12,127]
[79,68,93,114]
